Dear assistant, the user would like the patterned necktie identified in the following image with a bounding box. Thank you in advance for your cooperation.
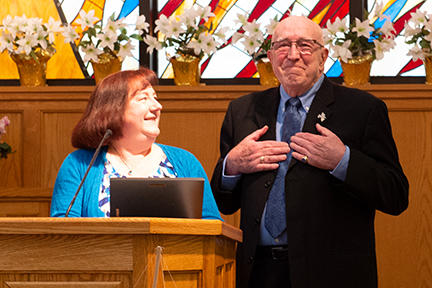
[265,97,302,238]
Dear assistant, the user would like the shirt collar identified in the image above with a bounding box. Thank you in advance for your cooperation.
[279,74,325,113]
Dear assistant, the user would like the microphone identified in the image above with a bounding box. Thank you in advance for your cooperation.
[65,129,113,217]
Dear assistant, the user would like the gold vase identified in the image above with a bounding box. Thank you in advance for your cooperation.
[170,55,201,86]
[10,48,56,87]
[255,59,279,86]
[423,56,432,85]
[340,54,373,85]
[91,52,122,84]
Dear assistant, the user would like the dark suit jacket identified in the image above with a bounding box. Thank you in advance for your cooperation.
[211,76,409,288]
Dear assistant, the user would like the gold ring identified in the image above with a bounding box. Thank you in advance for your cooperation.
[260,155,265,164]
[302,155,308,164]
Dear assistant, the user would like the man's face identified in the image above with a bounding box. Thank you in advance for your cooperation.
[268,17,328,96]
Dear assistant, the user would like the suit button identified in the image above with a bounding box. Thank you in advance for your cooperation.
[248,256,254,264]
[264,180,271,188]
[255,218,260,225]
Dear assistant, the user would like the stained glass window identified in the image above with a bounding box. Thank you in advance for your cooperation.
[0,0,430,82]
[365,0,432,77]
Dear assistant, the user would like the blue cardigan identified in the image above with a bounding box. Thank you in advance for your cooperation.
[51,143,222,220]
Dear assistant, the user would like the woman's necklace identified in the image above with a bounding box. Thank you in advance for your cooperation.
[111,145,134,176]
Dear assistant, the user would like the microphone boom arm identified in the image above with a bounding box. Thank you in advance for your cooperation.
[65,129,113,217]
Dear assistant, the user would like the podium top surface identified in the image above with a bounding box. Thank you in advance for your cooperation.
[0,217,242,242]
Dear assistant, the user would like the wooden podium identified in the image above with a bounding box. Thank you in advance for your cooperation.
[0,218,242,288]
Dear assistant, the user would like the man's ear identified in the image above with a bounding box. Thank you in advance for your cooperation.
[321,47,329,65]
[267,49,273,63]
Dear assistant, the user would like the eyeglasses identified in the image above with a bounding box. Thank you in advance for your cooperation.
[271,38,324,55]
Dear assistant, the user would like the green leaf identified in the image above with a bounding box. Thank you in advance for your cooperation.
[30,51,39,63]
[130,34,143,41]
[419,39,431,50]
[109,12,116,21]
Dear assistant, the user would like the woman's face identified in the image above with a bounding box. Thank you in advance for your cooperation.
[122,86,162,142]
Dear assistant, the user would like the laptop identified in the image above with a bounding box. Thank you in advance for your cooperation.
[109,177,204,219]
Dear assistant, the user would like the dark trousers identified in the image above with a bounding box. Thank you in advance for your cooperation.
[247,246,292,288]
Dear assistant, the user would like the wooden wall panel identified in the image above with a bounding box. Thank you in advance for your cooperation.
[42,111,84,187]
[157,111,226,179]
[0,234,133,271]
[375,110,432,287]
[2,275,129,288]
[0,112,22,187]
[1,84,432,288]
[0,201,50,217]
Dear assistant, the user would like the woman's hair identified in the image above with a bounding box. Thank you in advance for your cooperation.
[71,67,158,149]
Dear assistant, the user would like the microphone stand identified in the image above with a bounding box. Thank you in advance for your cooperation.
[65,129,113,217]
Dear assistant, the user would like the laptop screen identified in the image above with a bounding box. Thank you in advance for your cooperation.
[109,177,204,218]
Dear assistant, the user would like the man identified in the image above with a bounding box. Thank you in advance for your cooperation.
[211,16,409,288]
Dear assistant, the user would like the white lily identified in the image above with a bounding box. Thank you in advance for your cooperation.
[164,19,185,39]
[2,15,14,29]
[331,40,352,63]
[76,10,99,31]
[241,35,261,55]
[370,1,389,21]
[143,34,162,53]
[136,15,150,35]
[154,14,171,35]
[409,9,428,26]
[243,20,264,42]
[102,18,122,35]
[203,37,218,54]
[35,29,48,49]
[326,17,348,35]
[265,18,278,35]
[25,17,43,34]
[188,33,213,55]
[322,29,335,45]
[118,39,135,60]
[0,31,14,53]
[196,6,215,22]
[81,43,103,63]
[404,8,432,62]
[403,22,421,38]
[5,17,20,36]
[179,8,200,29]
[353,18,374,38]
[373,39,387,60]
[231,32,244,44]
[214,26,229,44]
[407,45,424,62]
[145,5,227,58]
[46,17,63,43]
[16,31,38,55]
[97,30,117,51]
[62,24,79,43]
[232,12,278,57]
[378,20,395,38]
[234,11,249,26]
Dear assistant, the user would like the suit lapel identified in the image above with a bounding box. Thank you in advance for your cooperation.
[255,87,280,141]
[303,77,334,132]
[288,76,335,169]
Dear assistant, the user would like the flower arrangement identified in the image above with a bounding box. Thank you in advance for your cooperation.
[67,9,149,63]
[231,12,279,60]
[0,116,14,160]
[322,1,396,63]
[143,5,228,60]
[404,9,432,62]
[0,14,63,58]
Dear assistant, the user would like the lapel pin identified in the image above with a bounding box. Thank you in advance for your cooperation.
[317,112,326,122]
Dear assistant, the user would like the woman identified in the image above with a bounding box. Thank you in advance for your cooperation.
[51,67,222,220]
